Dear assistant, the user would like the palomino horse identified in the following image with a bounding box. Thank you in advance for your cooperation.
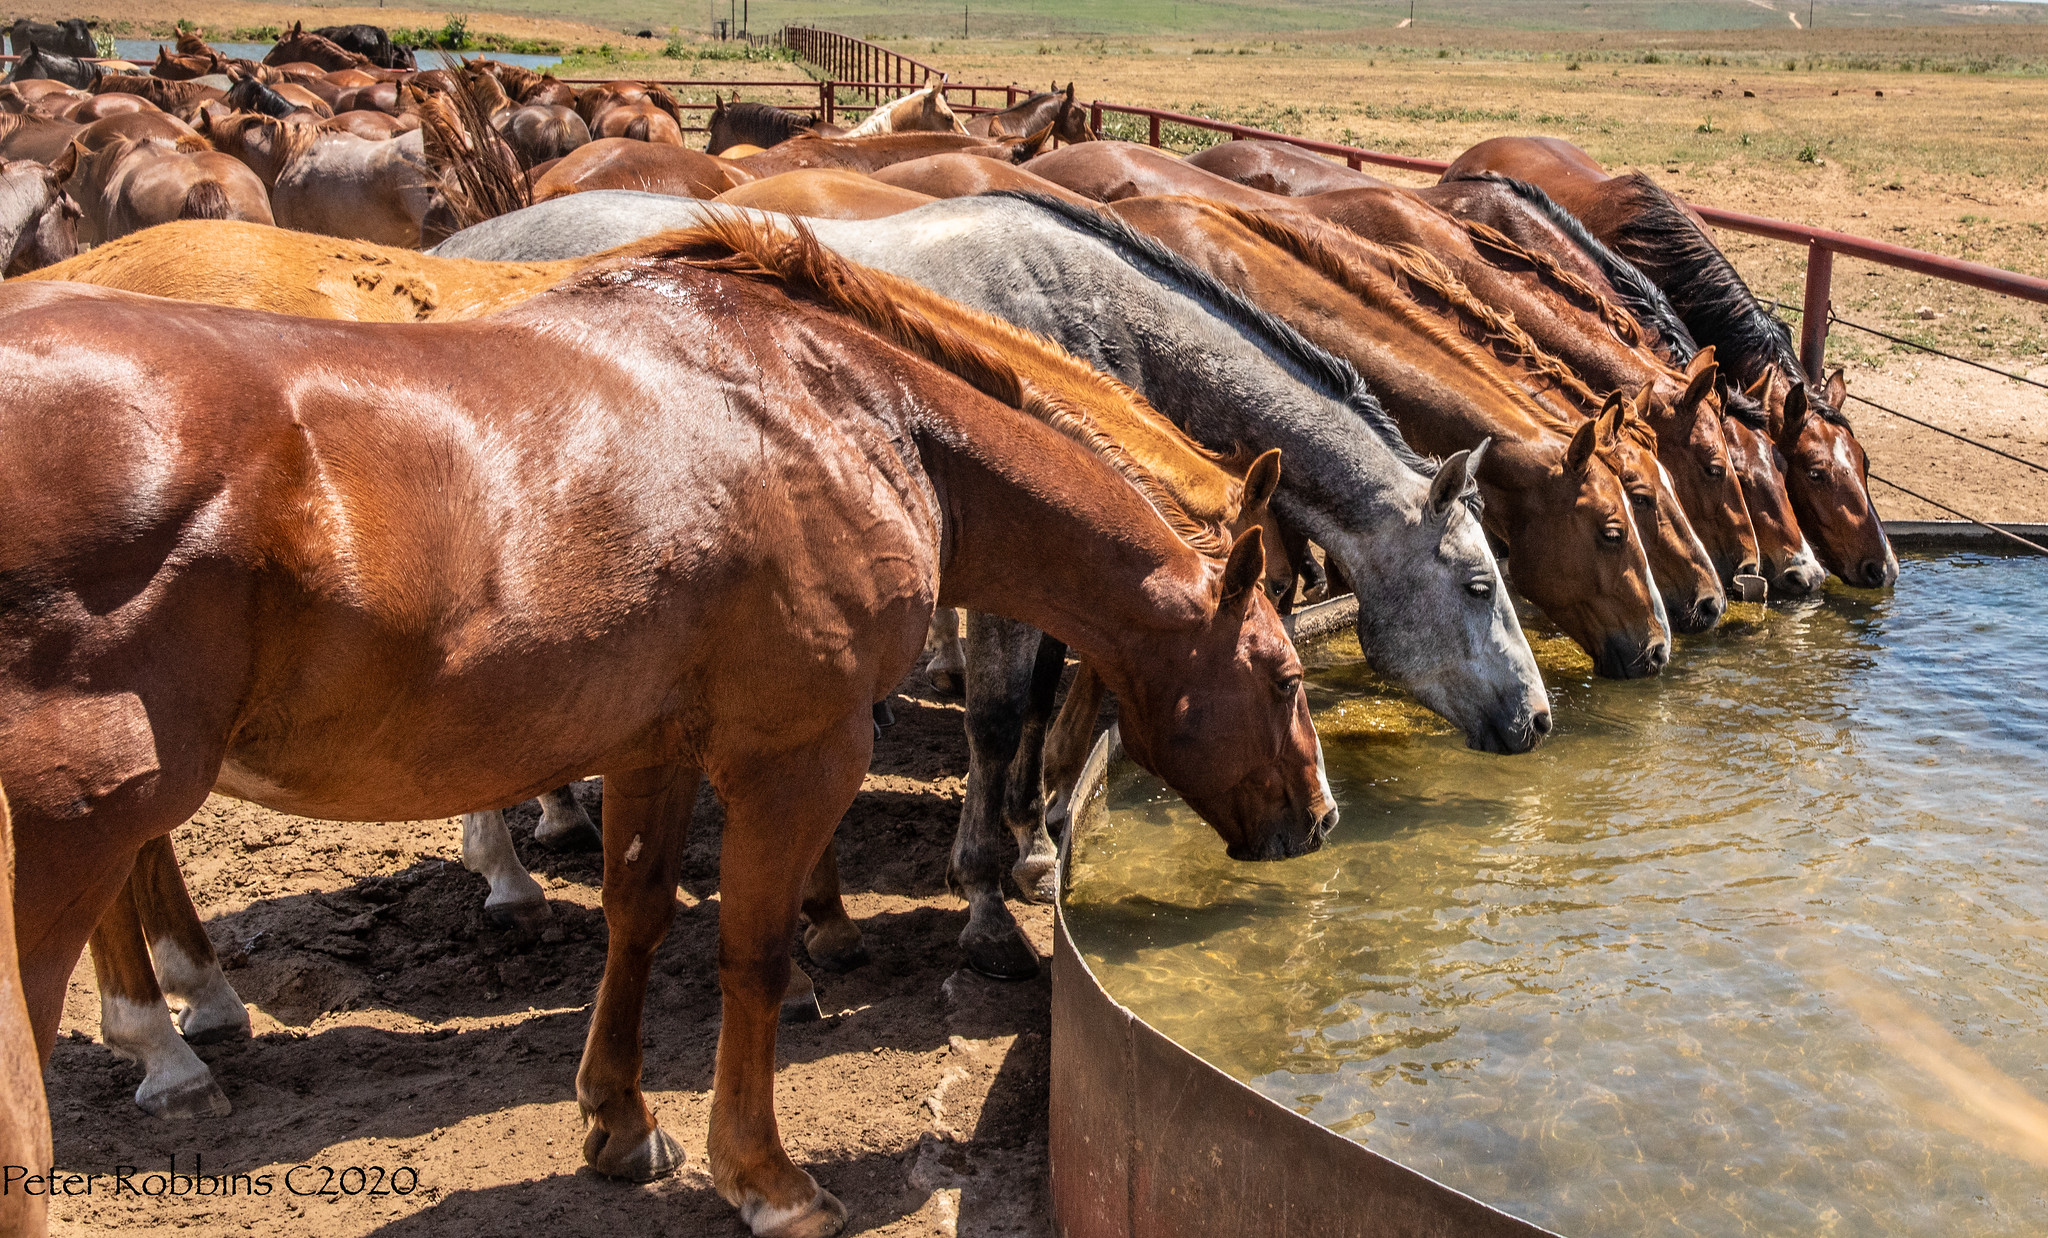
[963,82,1098,143]
[1283,186,1761,601]
[431,190,1549,975]
[839,83,968,138]
[1186,139,1394,196]
[714,168,936,219]
[0,221,1333,1235]
[1443,137,1896,587]
[1,782,54,1238]
[1026,140,1297,212]
[870,151,1099,208]
[52,133,273,244]
[1108,196,1677,666]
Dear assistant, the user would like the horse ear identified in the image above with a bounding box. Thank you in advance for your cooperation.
[1220,527,1267,604]
[49,139,81,181]
[1824,367,1847,410]
[1065,81,1075,102]
[1239,449,1282,522]
[1679,350,1718,413]
[1566,415,1599,474]
[1428,437,1488,518]
[1781,382,1809,439]
[1595,391,1628,447]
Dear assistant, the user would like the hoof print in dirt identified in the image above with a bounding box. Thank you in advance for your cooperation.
[137,1074,232,1121]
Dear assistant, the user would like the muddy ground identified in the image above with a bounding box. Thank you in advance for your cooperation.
[44,668,1055,1238]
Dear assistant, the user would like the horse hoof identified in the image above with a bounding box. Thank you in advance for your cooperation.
[926,668,965,699]
[780,984,823,1024]
[803,921,870,973]
[583,1122,685,1182]
[175,1004,251,1047]
[742,1185,847,1238]
[1011,858,1059,905]
[484,897,551,935]
[137,1073,231,1120]
[962,929,1040,981]
[535,819,602,852]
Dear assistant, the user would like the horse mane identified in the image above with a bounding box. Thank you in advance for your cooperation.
[1444,171,1694,355]
[980,190,1447,487]
[581,216,1234,553]
[418,84,530,229]
[1206,201,1584,431]
[206,111,321,168]
[718,99,819,146]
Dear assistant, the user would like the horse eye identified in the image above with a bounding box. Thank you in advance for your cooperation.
[1275,674,1302,699]
[1602,526,1627,544]
[1706,464,1727,480]
[1629,492,1655,509]
[1806,468,1827,483]
[1466,579,1493,599]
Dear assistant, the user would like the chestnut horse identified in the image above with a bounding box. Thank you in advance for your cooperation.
[1443,137,1895,587]
[0,219,1331,1234]
[532,136,744,201]
[1186,139,1393,196]
[1110,196,1674,671]
[870,151,1099,208]
[1,782,53,1238]
[1026,140,1296,211]
[714,168,936,219]
[731,132,1013,179]
[575,80,686,145]
[53,133,273,244]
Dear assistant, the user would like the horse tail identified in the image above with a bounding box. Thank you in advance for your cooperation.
[623,114,651,143]
[419,83,530,230]
[177,180,234,220]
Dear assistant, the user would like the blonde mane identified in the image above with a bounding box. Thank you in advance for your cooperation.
[595,217,1236,554]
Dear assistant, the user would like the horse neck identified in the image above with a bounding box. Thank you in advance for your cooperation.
[912,395,1210,671]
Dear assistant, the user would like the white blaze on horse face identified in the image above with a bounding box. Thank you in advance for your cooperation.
[99,994,231,1118]
[1626,502,1671,644]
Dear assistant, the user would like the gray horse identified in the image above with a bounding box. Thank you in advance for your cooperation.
[434,192,1550,976]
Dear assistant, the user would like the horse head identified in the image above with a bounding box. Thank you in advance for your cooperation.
[1722,381,1824,598]
[1649,346,1763,592]
[1773,371,1896,588]
[1111,528,1337,862]
[1603,387,1726,633]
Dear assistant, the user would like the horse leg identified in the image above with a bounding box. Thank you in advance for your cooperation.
[89,865,231,1119]
[1039,660,1107,838]
[459,809,550,933]
[709,716,871,1238]
[1004,632,1066,904]
[128,835,249,1045]
[951,613,1045,980]
[576,763,697,1182]
[797,838,868,972]
[534,783,601,851]
[923,606,966,698]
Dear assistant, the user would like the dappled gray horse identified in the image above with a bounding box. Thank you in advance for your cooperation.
[433,193,1551,976]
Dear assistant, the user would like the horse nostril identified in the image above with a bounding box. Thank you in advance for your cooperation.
[1314,808,1339,843]
[1646,641,1671,672]
[1861,561,1888,588]
[1532,709,1553,736]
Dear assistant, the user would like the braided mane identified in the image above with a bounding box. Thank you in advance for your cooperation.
[587,216,1234,555]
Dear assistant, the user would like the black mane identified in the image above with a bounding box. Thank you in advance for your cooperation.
[987,190,1460,493]
[708,99,819,155]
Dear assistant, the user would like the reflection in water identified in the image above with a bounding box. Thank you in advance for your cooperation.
[1067,553,2048,1237]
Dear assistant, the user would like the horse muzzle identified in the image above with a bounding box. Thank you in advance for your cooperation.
[1225,807,1337,862]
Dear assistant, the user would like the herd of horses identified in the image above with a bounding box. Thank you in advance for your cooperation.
[0,26,1900,1238]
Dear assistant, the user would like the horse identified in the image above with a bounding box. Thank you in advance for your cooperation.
[574,80,685,145]
[88,75,223,111]
[707,95,840,154]
[0,157,69,274]
[870,150,1098,207]
[494,103,590,169]
[1287,185,1761,597]
[203,116,437,245]
[52,133,273,243]
[964,82,1097,144]
[1443,137,1896,587]
[0,781,53,1238]
[7,16,95,57]
[714,168,936,219]
[0,111,81,163]
[1186,139,1393,196]
[313,24,415,70]
[68,91,162,122]
[732,132,1015,179]
[0,216,1332,1233]
[1024,141,1302,213]
[150,45,228,80]
[532,137,744,201]
[1106,195,1678,665]
[839,83,967,138]
[262,21,374,72]
[3,41,100,90]
[320,108,418,140]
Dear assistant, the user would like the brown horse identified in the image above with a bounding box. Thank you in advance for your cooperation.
[533,137,744,202]
[203,116,435,245]
[0,216,1329,1234]
[1443,137,1896,587]
[0,111,80,163]
[964,82,1098,143]
[0,782,53,1238]
[1108,196,1671,673]
[1289,186,1761,596]
[869,150,1099,207]
[706,95,840,154]
[1186,139,1393,196]
[574,80,685,145]
[1723,395,1827,595]
[494,103,590,169]
[53,133,273,244]
[1026,140,1296,211]
[262,21,374,72]
[713,168,935,219]
[732,132,1014,179]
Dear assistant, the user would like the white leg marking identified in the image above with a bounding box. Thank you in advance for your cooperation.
[100,995,231,1118]
[151,936,249,1044]
[460,810,546,919]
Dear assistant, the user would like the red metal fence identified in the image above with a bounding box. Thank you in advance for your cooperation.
[780,26,945,103]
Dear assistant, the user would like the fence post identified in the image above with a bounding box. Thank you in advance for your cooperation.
[1801,241,1834,384]
[1091,102,1103,135]
[823,81,834,124]
[1149,114,1160,147]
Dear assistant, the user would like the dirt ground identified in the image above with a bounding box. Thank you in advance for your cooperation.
[43,668,1056,1238]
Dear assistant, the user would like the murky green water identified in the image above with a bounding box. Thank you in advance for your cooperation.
[1066,551,2048,1237]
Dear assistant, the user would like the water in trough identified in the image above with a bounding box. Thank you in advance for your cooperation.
[1067,550,2048,1237]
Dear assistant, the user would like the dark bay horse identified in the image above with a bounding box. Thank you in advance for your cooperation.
[1443,137,1896,587]
[430,191,1550,976]
[1110,196,1677,667]
[1187,139,1393,196]
[0,219,1330,1235]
